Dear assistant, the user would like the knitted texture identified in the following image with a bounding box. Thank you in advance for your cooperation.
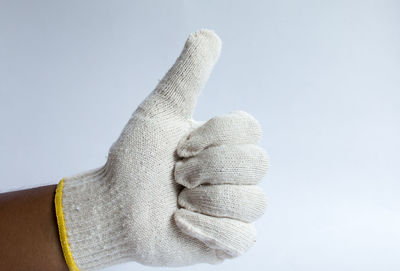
[56,30,269,270]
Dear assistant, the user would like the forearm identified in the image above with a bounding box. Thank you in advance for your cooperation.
[0,185,68,271]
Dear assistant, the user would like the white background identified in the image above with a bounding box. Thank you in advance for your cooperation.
[1,1,399,270]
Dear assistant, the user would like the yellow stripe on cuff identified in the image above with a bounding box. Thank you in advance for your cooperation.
[55,179,80,271]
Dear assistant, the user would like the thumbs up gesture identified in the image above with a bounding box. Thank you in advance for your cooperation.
[55,30,269,271]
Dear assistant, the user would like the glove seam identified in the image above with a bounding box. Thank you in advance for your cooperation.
[55,178,81,271]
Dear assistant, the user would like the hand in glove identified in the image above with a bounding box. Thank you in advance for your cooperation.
[55,29,269,271]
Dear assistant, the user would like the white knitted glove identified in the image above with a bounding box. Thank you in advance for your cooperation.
[54,29,269,271]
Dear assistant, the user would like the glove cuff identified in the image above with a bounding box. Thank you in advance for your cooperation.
[55,166,132,271]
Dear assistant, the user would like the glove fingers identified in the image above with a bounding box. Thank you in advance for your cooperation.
[174,209,256,258]
[175,144,268,188]
[177,111,262,157]
[137,29,221,118]
[178,185,267,223]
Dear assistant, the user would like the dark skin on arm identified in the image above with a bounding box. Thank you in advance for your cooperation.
[0,185,69,271]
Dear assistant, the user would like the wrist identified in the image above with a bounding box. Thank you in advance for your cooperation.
[55,166,132,271]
